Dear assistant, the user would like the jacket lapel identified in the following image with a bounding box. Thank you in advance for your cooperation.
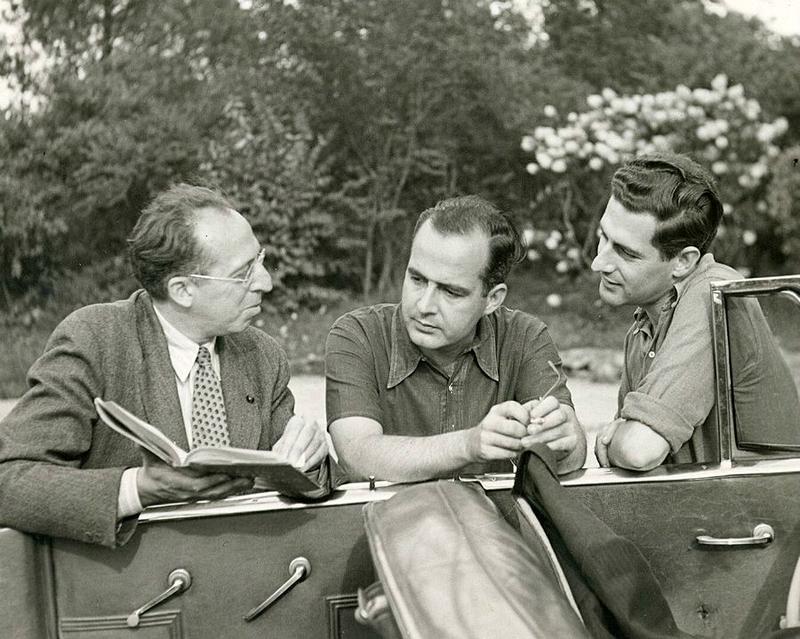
[134,293,189,450]
[218,335,261,450]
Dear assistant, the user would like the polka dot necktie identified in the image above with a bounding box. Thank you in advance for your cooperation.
[190,346,231,449]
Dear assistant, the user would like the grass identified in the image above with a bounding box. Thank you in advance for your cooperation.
[0,264,628,399]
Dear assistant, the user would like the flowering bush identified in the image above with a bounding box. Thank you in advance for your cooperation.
[520,75,790,275]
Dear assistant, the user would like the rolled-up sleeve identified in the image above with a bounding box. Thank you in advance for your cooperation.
[619,282,715,452]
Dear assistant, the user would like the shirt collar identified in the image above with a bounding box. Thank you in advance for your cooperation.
[386,306,499,388]
[152,304,216,383]
[632,253,719,336]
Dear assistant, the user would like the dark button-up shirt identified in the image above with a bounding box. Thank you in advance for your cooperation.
[325,304,572,476]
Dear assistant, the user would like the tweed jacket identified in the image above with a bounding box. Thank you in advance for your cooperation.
[0,290,297,547]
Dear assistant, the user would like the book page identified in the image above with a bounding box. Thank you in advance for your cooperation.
[94,398,187,466]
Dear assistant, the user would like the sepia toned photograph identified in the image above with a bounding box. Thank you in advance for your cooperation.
[1,1,799,637]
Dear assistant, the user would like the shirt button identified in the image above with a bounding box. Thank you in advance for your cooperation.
[448,384,453,393]
[648,351,655,359]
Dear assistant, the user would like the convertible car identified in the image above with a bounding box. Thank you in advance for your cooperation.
[2,274,799,639]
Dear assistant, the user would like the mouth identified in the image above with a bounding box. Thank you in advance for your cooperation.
[411,318,438,332]
[600,276,622,288]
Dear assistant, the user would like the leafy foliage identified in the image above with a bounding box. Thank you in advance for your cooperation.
[199,97,349,310]
[520,75,789,274]
[1,0,799,315]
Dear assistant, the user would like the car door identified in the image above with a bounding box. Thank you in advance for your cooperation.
[4,484,404,639]
[555,275,800,638]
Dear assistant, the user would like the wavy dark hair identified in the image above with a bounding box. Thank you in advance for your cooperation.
[610,152,723,259]
[413,195,525,294]
[128,184,234,299]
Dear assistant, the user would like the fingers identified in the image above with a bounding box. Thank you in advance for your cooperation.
[472,404,531,461]
[136,461,253,508]
[272,415,305,458]
[527,395,559,420]
[297,424,329,471]
[594,419,621,468]
[490,401,531,425]
[274,416,329,470]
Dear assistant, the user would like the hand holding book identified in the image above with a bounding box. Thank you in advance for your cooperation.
[94,398,323,496]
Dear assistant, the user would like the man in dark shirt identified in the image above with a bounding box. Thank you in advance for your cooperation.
[325,195,585,482]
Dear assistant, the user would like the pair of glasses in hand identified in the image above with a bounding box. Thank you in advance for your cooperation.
[510,360,566,473]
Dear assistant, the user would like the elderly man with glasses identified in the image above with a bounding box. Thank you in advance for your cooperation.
[0,184,328,547]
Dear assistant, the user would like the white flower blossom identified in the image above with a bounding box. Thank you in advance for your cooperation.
[749,163,767,180]
[544,104,558,118]
[527,249,541,262]
[521,136,536,152]
[715,136,729,149]
[711,161,728,175]
[546,293,562,308]
[727,84,745,100]
[711,73,728,92]
[738,174,752,188]
[526,162,539,175]
[555,260,570,274]
[587,94,603,109]
[742,230,757,246]
[566,247,581,261]
[723,202,734,216]
[535,151,553,170]
[522,228,535,246]
[588,156,604,171]
[551,158,568,173]
[601,87,617,101]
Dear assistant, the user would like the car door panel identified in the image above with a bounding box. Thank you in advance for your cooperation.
[563,469,800,638]
[50,497,383,639]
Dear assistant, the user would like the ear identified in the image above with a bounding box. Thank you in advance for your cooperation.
[483,283,507,315]
[165,276,195,309]
[671,246,701,280]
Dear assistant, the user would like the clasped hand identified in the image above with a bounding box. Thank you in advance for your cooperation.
[469,396,573,462]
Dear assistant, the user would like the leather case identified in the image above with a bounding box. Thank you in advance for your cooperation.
[359,480,588,639]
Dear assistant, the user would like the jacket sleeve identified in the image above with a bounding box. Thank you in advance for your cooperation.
[0,313,133,547]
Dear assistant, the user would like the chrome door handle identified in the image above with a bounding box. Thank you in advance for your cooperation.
[696,523,775,547]
[127,568,192,627]
[244,557,311,622]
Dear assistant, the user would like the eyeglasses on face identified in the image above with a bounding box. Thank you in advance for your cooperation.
[188,248,267,288]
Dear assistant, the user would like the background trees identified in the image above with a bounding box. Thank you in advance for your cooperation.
[1,0,799,311]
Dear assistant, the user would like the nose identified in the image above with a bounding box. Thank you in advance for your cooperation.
[416,283,437,315]
[591,243,614,274]
[250,263,273,293]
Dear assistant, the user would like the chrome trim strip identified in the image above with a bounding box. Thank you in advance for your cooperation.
[139,456,800,523]
[139,482,404,523]
[712,275,800,295]
[710,285,733,462]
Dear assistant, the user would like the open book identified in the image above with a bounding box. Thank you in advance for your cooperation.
[94,397,319,494]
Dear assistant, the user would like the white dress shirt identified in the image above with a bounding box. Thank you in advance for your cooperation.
[117,306,219,519]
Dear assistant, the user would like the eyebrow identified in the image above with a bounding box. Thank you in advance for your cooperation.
[226,248,260,278]
[598,222,645,259]
[407,266,472,296]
